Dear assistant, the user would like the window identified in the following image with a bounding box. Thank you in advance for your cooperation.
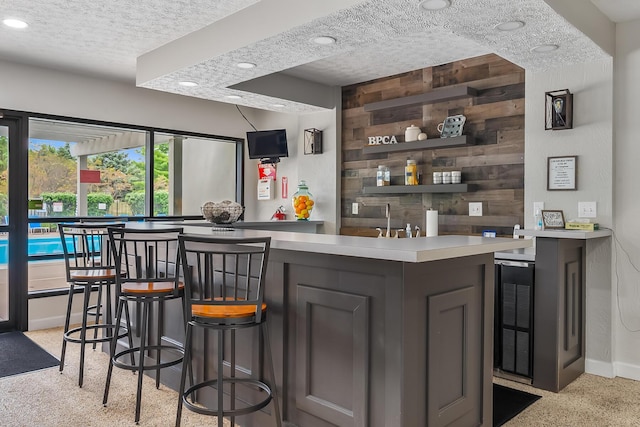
[24,117,242,293]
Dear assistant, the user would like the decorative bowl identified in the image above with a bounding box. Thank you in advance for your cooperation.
[201,200,244,224]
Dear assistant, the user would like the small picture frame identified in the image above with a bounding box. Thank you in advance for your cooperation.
[542,210,565,229]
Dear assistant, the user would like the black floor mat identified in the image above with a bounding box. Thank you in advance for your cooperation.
[0,331,59,378]
[493,383,541,426]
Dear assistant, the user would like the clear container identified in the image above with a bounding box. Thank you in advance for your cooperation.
[376,165,390,187]
[405,160,418,185]
[292,180,315,220]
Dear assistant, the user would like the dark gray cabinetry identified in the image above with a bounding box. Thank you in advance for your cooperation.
[142,244,498,426]
[275,251,494,427]
[494,260,535,379]
[533,237,586,392]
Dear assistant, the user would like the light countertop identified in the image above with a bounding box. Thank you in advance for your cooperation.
[515,228,612,239]
[177,226,532,263]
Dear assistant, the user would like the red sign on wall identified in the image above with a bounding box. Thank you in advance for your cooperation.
[258,163,277,181]
[79,169,101,183]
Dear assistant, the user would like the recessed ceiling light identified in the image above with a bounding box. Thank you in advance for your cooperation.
[178,81,198,87]
[3,18,28,29]
[272,104,285,108]
[419,0,451,11]
[531,44,559,53]
[312,36,336,45]
[495,20,525,31]
[237,62,256,69]
[226,95,242,99]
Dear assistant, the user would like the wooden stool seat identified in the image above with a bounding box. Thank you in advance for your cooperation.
[121,281,184,294]
[192,301,267,319]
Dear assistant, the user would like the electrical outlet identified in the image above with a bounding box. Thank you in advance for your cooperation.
[352,202,359,215]
[469,202,483,217]
[533,202,545,216]
[578,201,597,218]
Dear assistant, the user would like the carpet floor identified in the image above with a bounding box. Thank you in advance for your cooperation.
[0,327,229,427]
[2,327,640,426]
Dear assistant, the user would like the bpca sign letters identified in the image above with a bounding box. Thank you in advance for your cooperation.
[367,135,398,145]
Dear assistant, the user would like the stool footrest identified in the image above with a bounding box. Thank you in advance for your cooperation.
[112,344,184,371]
[63,324,128,344]
[85,303,102,317]
[181,378,273,417]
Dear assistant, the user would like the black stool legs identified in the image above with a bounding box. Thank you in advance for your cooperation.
[59,281,116,387]
[175,322,282,427]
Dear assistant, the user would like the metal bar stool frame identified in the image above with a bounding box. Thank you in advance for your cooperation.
[102,226,186,424]
[58,222,129,387]
[175,233,282,427]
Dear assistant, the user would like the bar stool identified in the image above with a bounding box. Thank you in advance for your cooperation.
[58,222,127,387]
[175,234,281,427]
[103,226,185,424]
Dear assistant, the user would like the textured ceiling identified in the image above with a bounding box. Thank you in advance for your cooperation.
[0,0,632,113]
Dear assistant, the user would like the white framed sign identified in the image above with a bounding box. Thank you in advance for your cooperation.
[547,156,577,191]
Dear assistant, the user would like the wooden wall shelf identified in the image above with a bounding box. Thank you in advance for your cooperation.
[362,135,473,155]
[363,85,477,112]
[362,184,469,194]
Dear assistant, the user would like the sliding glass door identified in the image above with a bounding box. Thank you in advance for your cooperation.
[0,113,29,332]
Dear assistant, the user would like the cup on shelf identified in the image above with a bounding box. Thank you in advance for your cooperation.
[432,171,442,184]
[452,170,462,184]
[442,171,452,184]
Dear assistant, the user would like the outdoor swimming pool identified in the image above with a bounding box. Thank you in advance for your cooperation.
[0,236,101,264]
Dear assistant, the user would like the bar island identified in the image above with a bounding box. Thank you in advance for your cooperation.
[153,226,532,427]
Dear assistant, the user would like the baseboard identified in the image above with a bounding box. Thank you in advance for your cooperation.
[29,312,85,331]
[585,358,615,378]
[613,362,640,381]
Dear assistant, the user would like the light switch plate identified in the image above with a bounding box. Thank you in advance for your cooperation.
[469,202,483,217]
[578,201,597,218]
[352,202,359,215]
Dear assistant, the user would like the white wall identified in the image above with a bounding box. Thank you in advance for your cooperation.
[524,59,615,374]
[612,19,640,380]
[240,104,340,234]
[0,60,340,233]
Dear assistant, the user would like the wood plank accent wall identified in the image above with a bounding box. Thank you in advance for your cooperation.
[341,54,525,237]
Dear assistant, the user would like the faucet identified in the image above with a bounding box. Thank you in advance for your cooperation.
[376,204,394,238]
[385,203,391,238]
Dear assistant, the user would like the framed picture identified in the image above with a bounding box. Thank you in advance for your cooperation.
[547,156,577,191]
[545,89,573,130]
[542,210,565,229]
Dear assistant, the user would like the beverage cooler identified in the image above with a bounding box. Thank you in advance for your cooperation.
[494,259,535,380]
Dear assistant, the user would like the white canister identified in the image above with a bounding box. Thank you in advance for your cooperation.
[442,171,452,184]
[405,125,421,142]
[451,170,462,184]
[432,171,442,184]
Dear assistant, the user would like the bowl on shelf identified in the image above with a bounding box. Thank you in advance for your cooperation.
[201,200,244,224]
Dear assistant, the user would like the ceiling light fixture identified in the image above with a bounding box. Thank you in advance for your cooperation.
[272,104,285,108]
[312,36,336,45]
[178,81,198,87]
[3,18,28,29]
[495,20,525,31]
[531,44,559,53]
[226,95,242,99]
[237,62,256,69]
[419,0,451,11]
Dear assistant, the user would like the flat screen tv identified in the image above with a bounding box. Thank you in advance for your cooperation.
[246,129,288,162]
